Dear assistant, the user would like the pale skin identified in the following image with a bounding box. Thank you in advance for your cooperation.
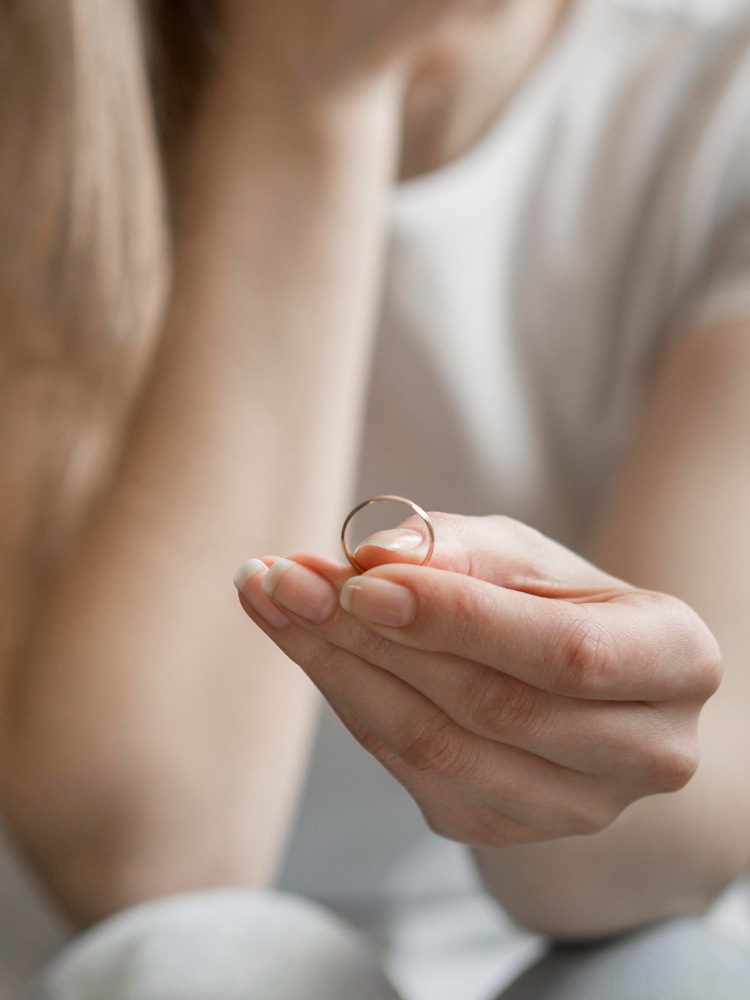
[0,0,748,940]
[238,322,750,936]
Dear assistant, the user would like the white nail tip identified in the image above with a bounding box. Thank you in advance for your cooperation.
[233,559,267,592]
[339,579,357,614]
[261,558,295,598]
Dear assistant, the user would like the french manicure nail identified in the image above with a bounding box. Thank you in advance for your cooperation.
[340,576,417,627]
[233,559,291,630]
[261,558,337,623]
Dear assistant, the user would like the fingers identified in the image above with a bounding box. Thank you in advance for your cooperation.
[236,555,721,703]
[240,550,622,702]
[320,686,540,849]
[314,626,679,780]
[243,556,688,783]
[337,561,716,702]
[355,511,629,597]
[233,558,293,629]
[239,585,621,837]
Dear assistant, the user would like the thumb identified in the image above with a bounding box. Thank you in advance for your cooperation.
[354,512,631,599]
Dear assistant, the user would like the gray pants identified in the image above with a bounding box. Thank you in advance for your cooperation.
[26,889,750,1000]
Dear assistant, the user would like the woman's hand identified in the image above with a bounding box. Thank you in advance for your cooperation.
[220,0,501,98]
[234,513,722,848]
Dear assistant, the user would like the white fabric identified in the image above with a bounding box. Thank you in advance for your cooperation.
[27,890,402,1000]
[2,1,750,997]
[24,889,750,1000]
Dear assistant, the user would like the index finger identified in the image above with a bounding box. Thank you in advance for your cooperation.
[340,564,708,702]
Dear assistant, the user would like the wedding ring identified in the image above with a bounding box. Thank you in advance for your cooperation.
[341,495,435,575]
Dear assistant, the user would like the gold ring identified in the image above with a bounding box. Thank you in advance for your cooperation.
[341,495,435,575]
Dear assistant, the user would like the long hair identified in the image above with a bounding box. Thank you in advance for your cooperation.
[0,1,220,674]
[0,0,216,570]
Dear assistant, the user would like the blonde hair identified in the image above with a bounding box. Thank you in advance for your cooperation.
[0,0,216,569]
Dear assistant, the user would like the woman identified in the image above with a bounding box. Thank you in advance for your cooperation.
[2,0,750,997]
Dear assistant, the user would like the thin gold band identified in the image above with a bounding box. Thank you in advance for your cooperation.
[341,495,435,575]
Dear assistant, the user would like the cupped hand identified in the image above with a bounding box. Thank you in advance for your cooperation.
[234,513,722,848]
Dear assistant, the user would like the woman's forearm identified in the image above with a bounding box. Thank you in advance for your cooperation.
[473,320,750,939]
[0,68,403,926]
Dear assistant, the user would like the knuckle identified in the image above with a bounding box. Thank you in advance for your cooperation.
[663,597,724,700]
[420,807,450,840]
[646,742,699,793]
[400,715,474,780]
[471,671,546,740]
[701,644,724,698]
[625,706,700,794]
[355,627,400,666]
[554,612,614,695]
[419,806,465,844]
[305,641,348,683]
[356,728,396,765]
[692,624,724,700]
[356,730,381,758]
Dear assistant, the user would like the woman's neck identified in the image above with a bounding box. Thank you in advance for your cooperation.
[399,0,572,180]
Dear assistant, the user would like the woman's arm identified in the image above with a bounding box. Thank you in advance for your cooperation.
[474,317,750,938]
[229,310,748,942]
[0,55,402,925]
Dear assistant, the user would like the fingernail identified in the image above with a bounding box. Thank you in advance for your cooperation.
[233,559,291,630]
[261,558,336,623]
[354,528,425,558]
[340,576,416,627]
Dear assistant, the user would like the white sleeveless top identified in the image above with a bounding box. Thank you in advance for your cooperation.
[1,2,750,998]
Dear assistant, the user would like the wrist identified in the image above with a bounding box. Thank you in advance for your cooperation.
[217,33,406,134]
[218,2,413,111]
[190,59,405,203]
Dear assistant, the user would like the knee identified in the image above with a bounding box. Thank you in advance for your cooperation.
[27,889,400,1000]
